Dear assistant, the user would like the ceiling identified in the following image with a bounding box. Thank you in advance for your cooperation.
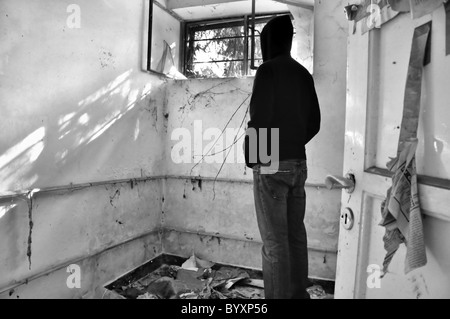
[159,0,314,21]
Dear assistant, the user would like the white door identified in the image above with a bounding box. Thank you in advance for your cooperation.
[335,6,450,299]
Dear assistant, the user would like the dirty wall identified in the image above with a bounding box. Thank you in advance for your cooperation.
[160,1,348,281]
[0,0,348,298]
[0,0,166,298]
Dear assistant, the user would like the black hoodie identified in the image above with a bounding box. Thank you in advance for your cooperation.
[245,15,321,168]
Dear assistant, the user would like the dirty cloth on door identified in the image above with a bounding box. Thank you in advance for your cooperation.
[380,139,425,275]
[379,22,430,276]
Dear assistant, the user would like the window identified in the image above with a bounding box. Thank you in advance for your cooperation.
[144,0,185,79]
[183,14,293,79]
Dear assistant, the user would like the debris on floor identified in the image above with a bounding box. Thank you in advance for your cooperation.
[106,253,333,299]
[306,284,334,299]
[136,292,159,299]
[110,253,264,299]
[181,252,215,270]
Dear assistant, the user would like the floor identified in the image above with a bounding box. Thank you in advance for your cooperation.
[103,254,334,299]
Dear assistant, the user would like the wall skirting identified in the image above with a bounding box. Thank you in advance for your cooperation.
[0,230,162,298]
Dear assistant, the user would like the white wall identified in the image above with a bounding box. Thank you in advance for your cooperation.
[0,0,169,191]
[290,5,314,73]
[0,0,348,298]
[310,0,348,183]
[161,0,348,279]
[0,0,168,297]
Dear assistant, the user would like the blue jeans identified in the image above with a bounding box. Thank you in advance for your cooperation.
[253,160,309,299]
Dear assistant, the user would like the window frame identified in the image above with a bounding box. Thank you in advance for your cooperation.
[145,0,184,77]
[182,12,292,78]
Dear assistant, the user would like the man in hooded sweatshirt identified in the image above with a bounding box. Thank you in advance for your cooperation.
[244,15,321,299]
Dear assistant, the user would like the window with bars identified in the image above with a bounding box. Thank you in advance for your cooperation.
[183,14,291,79]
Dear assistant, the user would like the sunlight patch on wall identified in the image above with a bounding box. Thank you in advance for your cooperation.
[77,69,132,108]
[127,88,140,108]
[143,83,153,96]
[55,149,69,161]
[0,204,17,220]
[55,70,137,148]
[0,127,46,170]
[78,113,90,125]
[85,110,122,145]
[134,118,141,141]
[0,127,46,192]
[58,113,76,126]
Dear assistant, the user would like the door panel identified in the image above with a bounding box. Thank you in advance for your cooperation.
[370,10,450,180]
[336,6,450,299]
[372,14,414,170]
[416,7,450,179]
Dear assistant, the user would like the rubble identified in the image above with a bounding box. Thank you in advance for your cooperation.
[110,253,332,299]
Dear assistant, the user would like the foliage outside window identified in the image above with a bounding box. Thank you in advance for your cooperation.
[184,14,293,79]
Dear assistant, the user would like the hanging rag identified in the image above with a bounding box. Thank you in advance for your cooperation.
[379,22,431,276]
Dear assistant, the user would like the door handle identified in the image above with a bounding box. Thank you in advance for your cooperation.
[325,173,355,193]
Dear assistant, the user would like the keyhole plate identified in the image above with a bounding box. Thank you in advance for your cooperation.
[341,207,354,230]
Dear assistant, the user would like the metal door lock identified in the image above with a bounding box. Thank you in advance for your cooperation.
[341,207,354,230]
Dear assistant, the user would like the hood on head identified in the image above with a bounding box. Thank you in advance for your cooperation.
[260,15,293,63]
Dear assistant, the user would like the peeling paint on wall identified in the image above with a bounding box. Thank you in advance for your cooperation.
[26,193,33,270]
[109,189,120,207]
[190,178,203,191]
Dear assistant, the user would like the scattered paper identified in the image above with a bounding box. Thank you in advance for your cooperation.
[224,276,250,290]
[181,252,215,271]
[181,254,198,271]
[112,255,334,299]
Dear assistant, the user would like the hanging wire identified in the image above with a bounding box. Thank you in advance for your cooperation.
[212,104,250,199]
[188,93,251,177]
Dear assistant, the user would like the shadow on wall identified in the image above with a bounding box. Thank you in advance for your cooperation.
[0,68,166,281]
[0,69,161,196]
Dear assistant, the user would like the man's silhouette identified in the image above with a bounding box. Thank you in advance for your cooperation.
[245,14,321,299]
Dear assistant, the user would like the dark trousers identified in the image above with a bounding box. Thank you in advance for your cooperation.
[252,160,309,299]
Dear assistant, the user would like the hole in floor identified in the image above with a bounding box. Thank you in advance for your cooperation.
[103,254,334,299]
